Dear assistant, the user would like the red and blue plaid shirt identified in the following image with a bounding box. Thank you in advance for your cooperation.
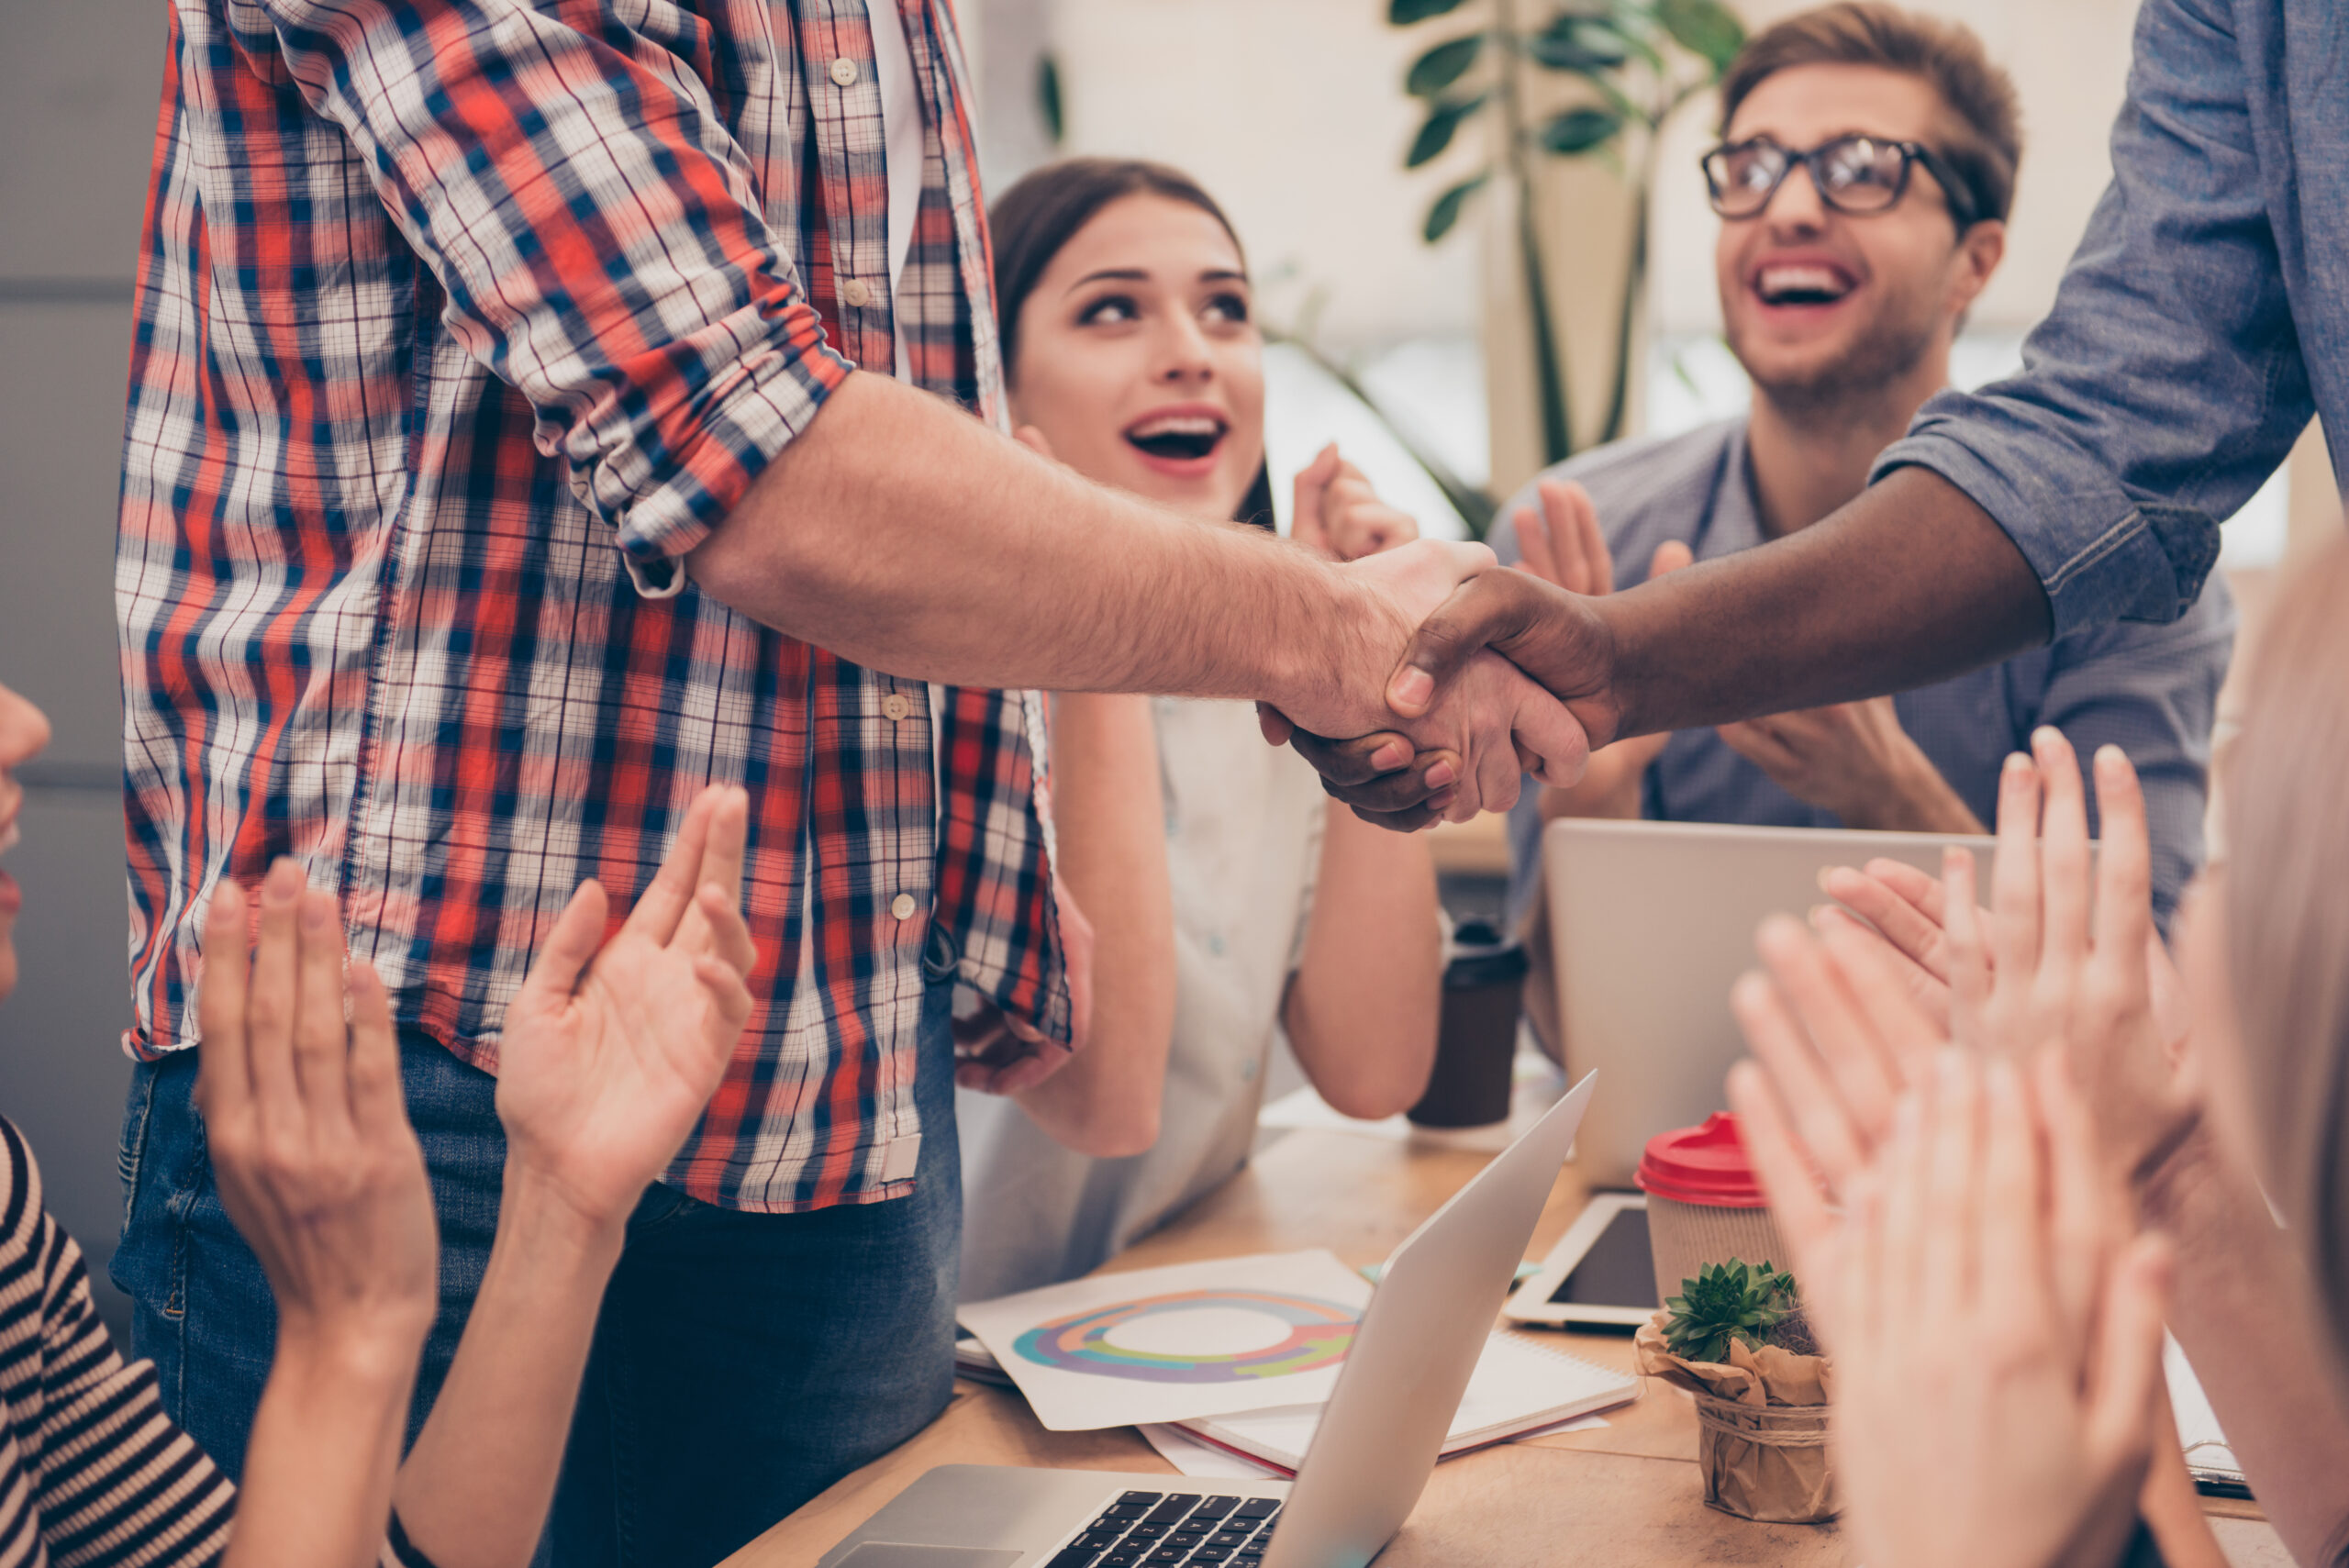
[116,0,1066,1211]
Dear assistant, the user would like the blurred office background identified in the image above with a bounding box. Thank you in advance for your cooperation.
[3,0,2335,1333]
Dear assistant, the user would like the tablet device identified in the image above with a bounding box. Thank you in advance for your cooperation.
[1503,1193,1656,1329]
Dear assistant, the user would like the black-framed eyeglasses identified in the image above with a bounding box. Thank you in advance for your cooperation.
[1700,133,1980,228]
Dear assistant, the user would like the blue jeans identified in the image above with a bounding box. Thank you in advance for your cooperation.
[114,982,962,1568]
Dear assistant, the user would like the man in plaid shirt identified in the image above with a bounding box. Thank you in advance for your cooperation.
[109,1,1579,1560]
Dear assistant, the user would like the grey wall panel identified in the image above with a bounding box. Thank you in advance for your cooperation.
[0,784,137,1335]
[0,301,134,777]
[0,0,165,284]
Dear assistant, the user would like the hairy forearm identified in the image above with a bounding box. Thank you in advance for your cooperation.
[2149,1140,2349,1568]
[393,1174,628,1568]
[1012,694,1176,1157]
[227,1331,418,1568]
[687,374,1376,715]
[1598,469,2051,740]
[1283,805,1441,1118]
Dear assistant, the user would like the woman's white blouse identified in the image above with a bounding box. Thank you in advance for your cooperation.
[956,695,1327,1302]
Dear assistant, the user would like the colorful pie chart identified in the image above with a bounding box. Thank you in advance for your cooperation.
[1012,1288,1360,1385]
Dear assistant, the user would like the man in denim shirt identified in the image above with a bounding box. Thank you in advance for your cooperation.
[1489,6,2232,938]
[1322,0,2340,817]
[1311,5,2349,1554]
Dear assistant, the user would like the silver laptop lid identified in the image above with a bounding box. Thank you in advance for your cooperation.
[1542,817,1988,1186]
[1260,1073,1597,1568]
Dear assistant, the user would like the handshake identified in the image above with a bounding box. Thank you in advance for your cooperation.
[1254,503,1633,829]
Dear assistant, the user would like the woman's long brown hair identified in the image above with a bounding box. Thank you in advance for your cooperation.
[2222,533,2349,1365]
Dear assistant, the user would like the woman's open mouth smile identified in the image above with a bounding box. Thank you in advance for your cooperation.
[1123,406,1230,479]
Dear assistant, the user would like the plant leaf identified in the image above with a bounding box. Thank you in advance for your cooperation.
[1422,171,1490,241]
[1034,52,1064,147]
[1526,16,1629,73]
[1655,0,1746,74]
[1539,104,1622,156]
[1407,33,1484,96]
[1399,33,1475,95]
[1388,0,1471,23]
[1599,2,1669,73]
[1408,94,1487,167]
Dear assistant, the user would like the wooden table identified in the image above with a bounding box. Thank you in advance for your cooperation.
[724,1129,2286,1568]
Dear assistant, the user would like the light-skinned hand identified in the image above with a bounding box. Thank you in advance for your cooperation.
[1820,734,2201,1187]
[196,861,439,1358]
[954,871,1097,1095]
[1266,534,1590,825]
[1512,479,1690,817]
[492,784,758,1230]
[1829,1051,2169,1568]
[1817,851,2192,1073]
[1716,698,1962,831]
[1726,732,2198,1272]
[1290,442,1419,562]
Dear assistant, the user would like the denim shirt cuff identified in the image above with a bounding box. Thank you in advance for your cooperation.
[1872,418,2220,638]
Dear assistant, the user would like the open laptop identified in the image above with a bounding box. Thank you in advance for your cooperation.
[1542,816,1988,1188]
[815,1072,1598,1568]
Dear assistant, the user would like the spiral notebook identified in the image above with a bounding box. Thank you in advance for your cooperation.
[1173,1328,1639,1475]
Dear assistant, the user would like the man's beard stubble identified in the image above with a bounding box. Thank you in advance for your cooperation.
[1734,297,1944,428]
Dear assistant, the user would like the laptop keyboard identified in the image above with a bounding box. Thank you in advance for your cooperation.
[1044,1489,1281,1567]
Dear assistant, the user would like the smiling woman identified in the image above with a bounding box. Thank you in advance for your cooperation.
[992,159,1273,525]
[954,158,1446,1303]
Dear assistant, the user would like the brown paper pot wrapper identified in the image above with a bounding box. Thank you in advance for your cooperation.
[1635,1315,1837,1524]
[1643,1195,1792,1316]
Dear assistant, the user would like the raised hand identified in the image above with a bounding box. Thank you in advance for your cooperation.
[1290,442,1419,561]
[196,861,438,1353]
[1840,732,2199,1186]
[493,784,758,1228]
[1731,731,2203,1275]
[1725,906,1946,1282]
[1829,1051,2168,1568]
[1717,697,1979,834]
[1514,481,1690,818]
[1820,846,2193,1070]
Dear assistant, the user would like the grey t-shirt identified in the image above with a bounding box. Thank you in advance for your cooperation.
[1494,417,2235,933]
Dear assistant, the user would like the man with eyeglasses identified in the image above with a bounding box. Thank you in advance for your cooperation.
[1486,2,2230,940]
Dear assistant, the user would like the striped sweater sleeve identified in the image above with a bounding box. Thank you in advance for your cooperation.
[1,1114,234,1567]
[0,1121,417,1568]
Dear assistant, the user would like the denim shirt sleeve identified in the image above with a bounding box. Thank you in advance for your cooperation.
[1872,0,2311,637]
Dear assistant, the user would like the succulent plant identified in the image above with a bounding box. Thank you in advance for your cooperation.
[1662,1259,1800,1365]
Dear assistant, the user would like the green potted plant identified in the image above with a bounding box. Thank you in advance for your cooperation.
[1636,1258,1837,1524]
[1388,0,1744,482]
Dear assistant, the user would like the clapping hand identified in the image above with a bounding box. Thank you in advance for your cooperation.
[1830,1051,2170,1568]
[1726,728,2195,1277]
[493,784,759,1229]
[1815,735,2201,1188]
[196,862,439,1357]
[1512,480,1690,816]
[1289,442,1419,562]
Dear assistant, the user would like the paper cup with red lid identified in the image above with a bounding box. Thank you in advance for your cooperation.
[1635,1112,1793,1311]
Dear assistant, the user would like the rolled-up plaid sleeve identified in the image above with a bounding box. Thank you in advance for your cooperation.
[250,0,851,571]
[1871,0,2307,637]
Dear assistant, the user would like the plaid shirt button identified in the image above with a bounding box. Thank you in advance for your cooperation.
[892,893,919,921]
[883,694,913,720]
[842,278,873,307]
[829,55,860,85]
